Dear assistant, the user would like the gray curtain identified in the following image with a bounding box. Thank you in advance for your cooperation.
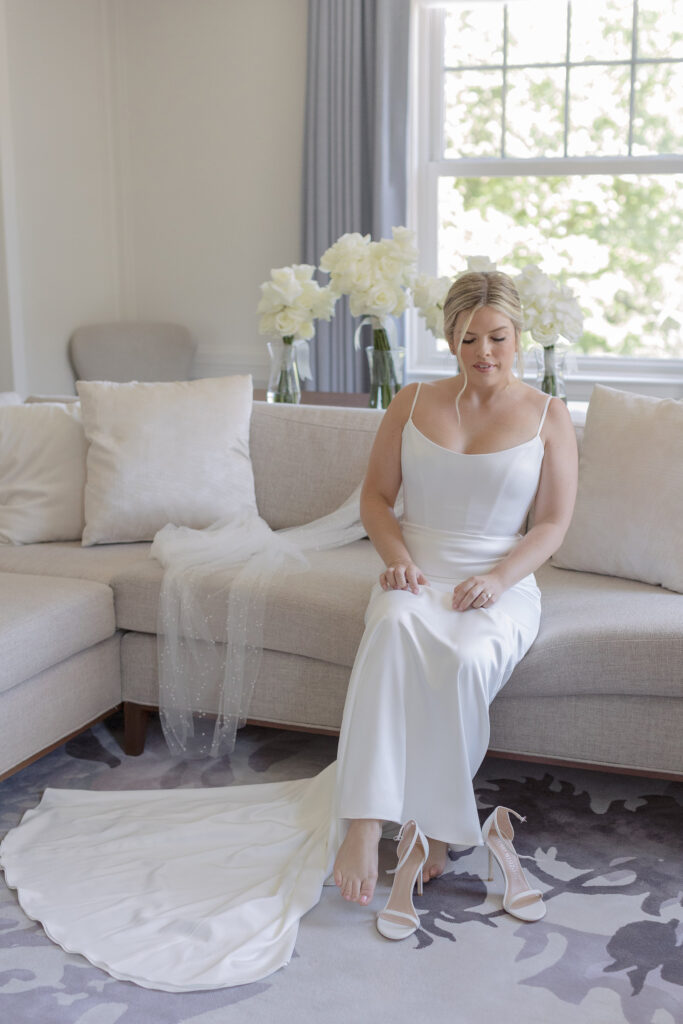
[302,0,411,393]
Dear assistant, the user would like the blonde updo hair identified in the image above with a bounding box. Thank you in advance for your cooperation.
[443,271,524,418]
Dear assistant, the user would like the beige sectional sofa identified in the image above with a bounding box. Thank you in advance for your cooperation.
[1,400,681,781]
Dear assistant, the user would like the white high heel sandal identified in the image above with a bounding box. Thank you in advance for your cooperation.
[481,806,546,923]
[376,820,429,941]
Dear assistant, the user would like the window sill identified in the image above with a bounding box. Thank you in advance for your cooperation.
[407,358,683,401]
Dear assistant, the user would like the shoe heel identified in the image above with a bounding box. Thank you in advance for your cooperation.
[487,848,494,882]
[376,820,429,942]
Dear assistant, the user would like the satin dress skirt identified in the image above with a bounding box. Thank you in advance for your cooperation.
[334,522,542,847]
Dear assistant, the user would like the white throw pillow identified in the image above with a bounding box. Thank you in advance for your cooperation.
[78,377,257,546]
[553,385,683,593]
[0,403,87,543]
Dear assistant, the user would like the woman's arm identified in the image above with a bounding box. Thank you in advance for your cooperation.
[360,384,428,594]
[452,398,578,610]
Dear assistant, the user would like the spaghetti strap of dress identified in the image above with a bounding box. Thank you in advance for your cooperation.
[536,394,553,437]
[408,382,422,421]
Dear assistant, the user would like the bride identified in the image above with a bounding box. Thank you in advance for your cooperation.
[0,270,577,989]
[332,270,577,935]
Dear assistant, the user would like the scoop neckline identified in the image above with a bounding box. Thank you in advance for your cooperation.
[405,418,542,457]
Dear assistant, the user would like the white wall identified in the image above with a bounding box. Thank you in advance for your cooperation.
[1,0,121,395]
[0,165,13,391]
[113,0,308,383]
[0,0,308,395]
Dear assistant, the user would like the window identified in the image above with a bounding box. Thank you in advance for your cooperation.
[410,0,683,398]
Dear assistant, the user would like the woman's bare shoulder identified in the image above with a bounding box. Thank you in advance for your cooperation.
[384,378,456,421]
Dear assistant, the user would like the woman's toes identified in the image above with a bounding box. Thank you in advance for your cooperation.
[359,877,375,905]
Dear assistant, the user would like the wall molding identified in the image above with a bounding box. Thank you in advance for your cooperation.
[0,0,27,393]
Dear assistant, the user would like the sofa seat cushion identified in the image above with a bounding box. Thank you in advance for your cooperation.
[113,544,682,698]
[0,541,152,584]
[508,563,683,699]
[0,573,116,693]
[113,539,384,667]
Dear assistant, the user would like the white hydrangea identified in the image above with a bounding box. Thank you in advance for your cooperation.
[320,227,417,321]
[258,264,336,341]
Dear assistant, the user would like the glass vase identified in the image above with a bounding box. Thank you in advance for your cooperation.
[267,339,301,404]
[534,344,567,402]
[365,321,404,409]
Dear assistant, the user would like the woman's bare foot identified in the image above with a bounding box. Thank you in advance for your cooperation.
[422,837,449,883]
[333,819,382,905]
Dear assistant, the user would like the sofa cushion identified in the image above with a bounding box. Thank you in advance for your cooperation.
[0,541,152,585]
[0,403,87,543]
[111,546,682,699]
[512,562,683,699]
[112,539,383,667]
[0,573,116,693]
[78,377,257,545]
[249,402,382,529]
[554,385,683,593]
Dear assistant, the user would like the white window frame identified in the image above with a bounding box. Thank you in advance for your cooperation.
[407,0,683,399]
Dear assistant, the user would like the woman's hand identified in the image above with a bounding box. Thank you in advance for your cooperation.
[380,563,428,595]
[451,574,503,612]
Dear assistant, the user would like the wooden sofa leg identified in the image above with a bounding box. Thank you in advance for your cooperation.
[123,702,151,756]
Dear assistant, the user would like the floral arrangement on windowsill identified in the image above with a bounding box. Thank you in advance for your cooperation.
[257,238,583,406]
[257,264,336,403]
[319,227,418,408]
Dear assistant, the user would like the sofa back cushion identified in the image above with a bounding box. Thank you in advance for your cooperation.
[249,403,383,529]
[0,403,87,543]
[553,385,683,593]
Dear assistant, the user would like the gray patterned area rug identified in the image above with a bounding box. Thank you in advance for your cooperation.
[0,713,681,1024]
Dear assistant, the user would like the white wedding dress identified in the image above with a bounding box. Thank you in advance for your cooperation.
[0,387,551,992]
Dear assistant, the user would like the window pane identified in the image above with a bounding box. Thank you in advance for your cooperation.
[570,0,633,62]
[444,3,504,67]
[444,70,503,158]
[437,174,683,357]
[632,63,683,155]
[505,68,566,158]
[506,0,568,66]
[638,0,683,60]
[568,64,631,155]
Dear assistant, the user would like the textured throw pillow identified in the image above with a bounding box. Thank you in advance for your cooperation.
[553,385,683,593]
[78,377,257,546]
[0,403,87,543]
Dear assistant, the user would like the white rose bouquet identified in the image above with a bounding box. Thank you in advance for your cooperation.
[257,264,336,402]
[514,264,583,399]
[320,226,418,321]
[320,226,417,407]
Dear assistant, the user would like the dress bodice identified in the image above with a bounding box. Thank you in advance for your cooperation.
[401,386,549,540]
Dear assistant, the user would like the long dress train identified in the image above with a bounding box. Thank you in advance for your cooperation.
[0,388,551,991]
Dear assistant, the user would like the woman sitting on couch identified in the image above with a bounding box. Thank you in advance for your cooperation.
[332,270,578,936]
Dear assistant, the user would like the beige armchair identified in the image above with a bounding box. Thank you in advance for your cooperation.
[68,322,197,383]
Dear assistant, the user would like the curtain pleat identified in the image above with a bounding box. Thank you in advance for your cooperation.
[302,0,411,392]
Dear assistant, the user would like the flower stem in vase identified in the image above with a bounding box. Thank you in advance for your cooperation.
[541,344,560,398]
[267,336,301,404]
[368,322,402,410]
